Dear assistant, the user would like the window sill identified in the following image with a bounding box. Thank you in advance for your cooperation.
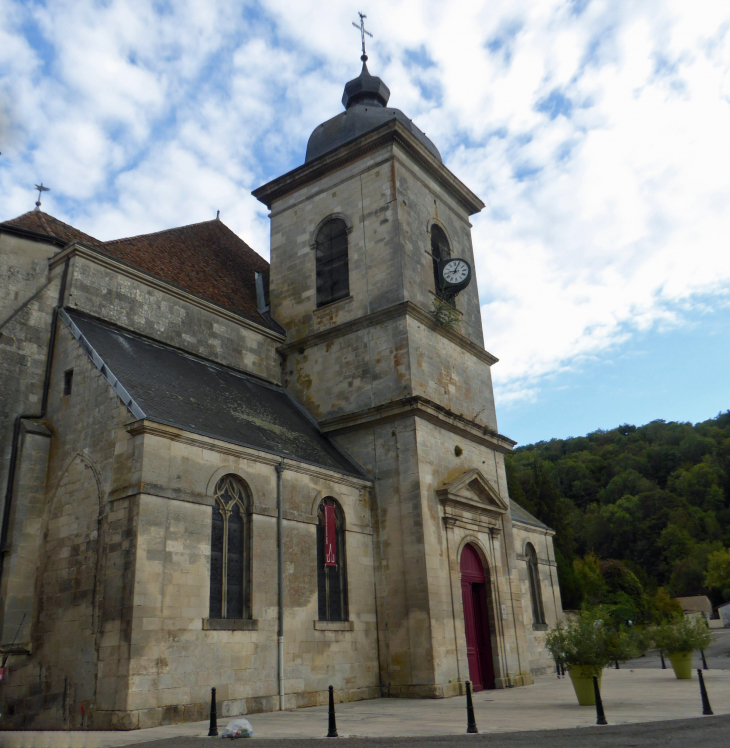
[203,618,259,631]
[314,295,353,313]
[313,620,354,631]
[532,623,549,631]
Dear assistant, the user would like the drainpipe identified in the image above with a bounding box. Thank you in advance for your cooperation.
[0,258,70,582]
[276,458,285,711]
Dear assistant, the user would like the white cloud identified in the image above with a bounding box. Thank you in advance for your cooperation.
[1,0,729,410]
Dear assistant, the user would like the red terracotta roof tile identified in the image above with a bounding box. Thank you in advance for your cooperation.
[100,219,269,324]
[0,210,102,247]
[1,212,271,328]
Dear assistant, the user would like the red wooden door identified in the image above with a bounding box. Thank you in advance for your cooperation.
[460,544,495,691]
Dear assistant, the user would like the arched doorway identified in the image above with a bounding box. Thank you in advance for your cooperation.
[460,543,495,691]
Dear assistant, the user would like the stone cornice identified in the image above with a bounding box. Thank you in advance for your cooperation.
[278,300,499,366]
[319,395,516,453]
[49,242,286,343]
[252,120,485,216]
[511,519,556,537]
[126,419,373,488]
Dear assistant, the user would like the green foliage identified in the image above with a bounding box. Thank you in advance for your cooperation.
[650,616,713,654]
[705,547,730,601]
[429,297,460,330]
[545,611,641,668]
[506,412,730,611]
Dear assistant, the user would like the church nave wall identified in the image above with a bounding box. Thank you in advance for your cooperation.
[62,253,282,383]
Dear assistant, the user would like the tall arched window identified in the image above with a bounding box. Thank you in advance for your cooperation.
[209,475,251,620]
[315,218,349,307]
[430,224,451,296]
[526,543,545,625]
[316,498,348,621]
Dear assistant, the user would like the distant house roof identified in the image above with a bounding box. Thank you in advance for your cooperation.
[676,596,713,616]
[0,210,102,247]
[510,501,551,531]
[1,211,274,330]
[63,310,367,479]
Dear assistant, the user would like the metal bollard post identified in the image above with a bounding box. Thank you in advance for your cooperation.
[659,650,666,669]
[701,649,709,670]
[465,680,478,734]
[698,669,714,716]
[208,687,218,737]
[327,685,338,737]
[592,675,607,725]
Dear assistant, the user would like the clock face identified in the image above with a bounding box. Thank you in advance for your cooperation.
[442,259,469,285]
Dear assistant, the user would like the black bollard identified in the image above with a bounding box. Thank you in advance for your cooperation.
[701,649,709,670]
[593,675,607,725]
[659,650,666,669]
[327,685,338,737]
[698,669,714,716]
[465,680,478,734]
[208,687,218,737]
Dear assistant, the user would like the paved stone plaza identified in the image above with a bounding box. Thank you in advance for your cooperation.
[2,666,729,747]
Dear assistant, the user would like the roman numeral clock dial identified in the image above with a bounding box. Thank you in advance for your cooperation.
[437,258,472,296]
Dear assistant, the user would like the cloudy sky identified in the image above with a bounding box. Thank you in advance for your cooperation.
[2,0,729,445]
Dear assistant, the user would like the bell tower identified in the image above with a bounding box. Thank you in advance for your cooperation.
[253,53,534,695]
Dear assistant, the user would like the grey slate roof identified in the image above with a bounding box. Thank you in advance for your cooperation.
[510,501,551,531]
[65,311,367,479]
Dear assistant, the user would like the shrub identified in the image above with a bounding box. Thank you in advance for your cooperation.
[651,616,712,654]
[545,611,640,669]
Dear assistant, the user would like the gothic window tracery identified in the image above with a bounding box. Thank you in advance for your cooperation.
[209,475,251,620]
[526,543,546,625]
[316,498,348,621]
[315,218,349,307]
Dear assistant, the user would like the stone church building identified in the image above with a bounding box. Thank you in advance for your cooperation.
[0,56,563,730]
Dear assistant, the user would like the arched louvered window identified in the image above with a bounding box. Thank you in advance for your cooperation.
[430,224,451,296]
[316,218,349,307]
[209,475,251,620]
[526,543,546,625]
[316,498,348,621]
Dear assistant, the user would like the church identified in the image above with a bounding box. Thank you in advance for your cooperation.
[0,50,563,730]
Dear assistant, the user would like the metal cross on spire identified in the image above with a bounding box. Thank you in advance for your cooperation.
[352,12,373,62]
[34,183,50,211]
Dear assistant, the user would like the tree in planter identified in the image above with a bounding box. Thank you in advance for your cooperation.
[650,617,713,679]
[545,611,641,706]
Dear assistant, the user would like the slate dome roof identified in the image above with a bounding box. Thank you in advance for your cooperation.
[305,58,442,164]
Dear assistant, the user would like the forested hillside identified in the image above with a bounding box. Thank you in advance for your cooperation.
[505,412,730,616]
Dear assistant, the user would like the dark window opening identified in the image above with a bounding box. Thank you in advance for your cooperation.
[430,225,451,298]
[63,369,74,396]
[316,218,349,307]
[317,498,348,622]
[526,543,546,625]
[209,475,251,619]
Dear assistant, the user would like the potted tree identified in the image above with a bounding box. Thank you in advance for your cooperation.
[546,612,638,706]
[651,617,712,679]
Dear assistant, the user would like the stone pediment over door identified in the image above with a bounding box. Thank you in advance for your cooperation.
[436,468,508,533]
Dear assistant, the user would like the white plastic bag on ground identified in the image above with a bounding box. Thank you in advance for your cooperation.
[220,717,254,738]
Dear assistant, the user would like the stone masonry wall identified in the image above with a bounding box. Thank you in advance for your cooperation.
[65,254,281,382]
[0,323,137,729]
[513,524,563,676]
[116,428,379,728]
[0,255,63,640]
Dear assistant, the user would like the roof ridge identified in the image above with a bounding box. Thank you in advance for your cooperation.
[102,218,226,245]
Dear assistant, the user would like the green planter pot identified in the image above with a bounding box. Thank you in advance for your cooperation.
[667,651,693,680]
[568,666,602,706]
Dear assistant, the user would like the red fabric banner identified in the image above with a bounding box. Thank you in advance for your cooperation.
[324,504,337,567]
